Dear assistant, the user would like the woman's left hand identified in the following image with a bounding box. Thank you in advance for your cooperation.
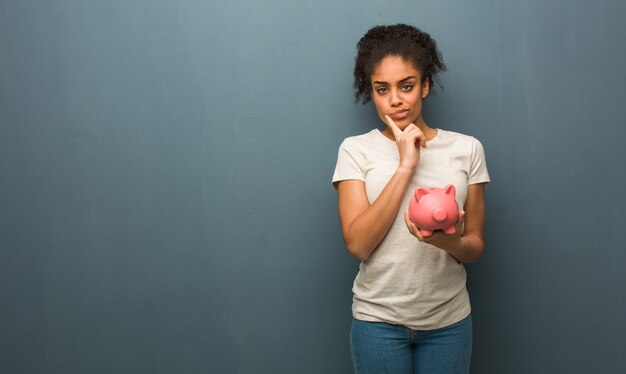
[403,211,464,254]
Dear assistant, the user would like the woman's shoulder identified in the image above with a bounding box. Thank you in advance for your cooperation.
[436,129,484,148]
[437,128,477,141]
[339,129,386,149]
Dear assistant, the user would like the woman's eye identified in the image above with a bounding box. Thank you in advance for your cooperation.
[401,85,413,91]
[376,87,387,94]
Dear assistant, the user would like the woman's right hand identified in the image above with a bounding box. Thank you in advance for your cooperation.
[338,118,428,261]
[384,115,427,171]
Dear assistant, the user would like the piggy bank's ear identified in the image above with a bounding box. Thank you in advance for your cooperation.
[443,184,456,197]
[415,187,430,202]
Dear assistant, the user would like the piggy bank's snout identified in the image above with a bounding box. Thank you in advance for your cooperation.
[432,208,448,223]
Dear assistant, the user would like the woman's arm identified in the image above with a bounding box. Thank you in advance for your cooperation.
[404,183,487,263]
[337,167,413,261]
[337,117,426,261]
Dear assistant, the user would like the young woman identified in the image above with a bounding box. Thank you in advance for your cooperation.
[332,24,490,374]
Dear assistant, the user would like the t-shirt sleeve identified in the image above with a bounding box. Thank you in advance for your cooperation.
[332,139,366,189]
[468,137,490,185]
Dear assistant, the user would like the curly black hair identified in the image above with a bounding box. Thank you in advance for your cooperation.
[353,24,446,104]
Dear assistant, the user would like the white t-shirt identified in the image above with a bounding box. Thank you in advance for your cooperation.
[332,128,490,330]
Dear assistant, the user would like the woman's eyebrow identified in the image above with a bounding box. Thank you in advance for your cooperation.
[372,76,417,85]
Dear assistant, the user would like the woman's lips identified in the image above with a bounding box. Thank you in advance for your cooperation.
[390,110,409,119]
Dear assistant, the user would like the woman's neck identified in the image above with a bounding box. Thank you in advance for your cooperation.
[381,121,437,142]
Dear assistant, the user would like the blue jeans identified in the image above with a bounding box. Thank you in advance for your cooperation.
[350,314,473,374]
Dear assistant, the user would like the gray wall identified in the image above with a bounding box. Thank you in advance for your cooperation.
[1,0,625,373]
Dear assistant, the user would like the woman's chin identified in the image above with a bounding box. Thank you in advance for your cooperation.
[380,116,407,128]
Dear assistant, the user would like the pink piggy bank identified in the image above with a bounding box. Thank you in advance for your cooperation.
[408,184,465,237]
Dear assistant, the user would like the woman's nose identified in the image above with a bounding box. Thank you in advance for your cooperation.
[389,90,402,106]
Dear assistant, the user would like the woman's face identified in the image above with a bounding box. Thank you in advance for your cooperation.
[370,55,430,130]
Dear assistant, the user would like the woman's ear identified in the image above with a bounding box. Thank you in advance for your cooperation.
[422,78,430,99]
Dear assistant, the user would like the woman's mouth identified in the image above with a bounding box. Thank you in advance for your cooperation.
[390,110,409,119]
